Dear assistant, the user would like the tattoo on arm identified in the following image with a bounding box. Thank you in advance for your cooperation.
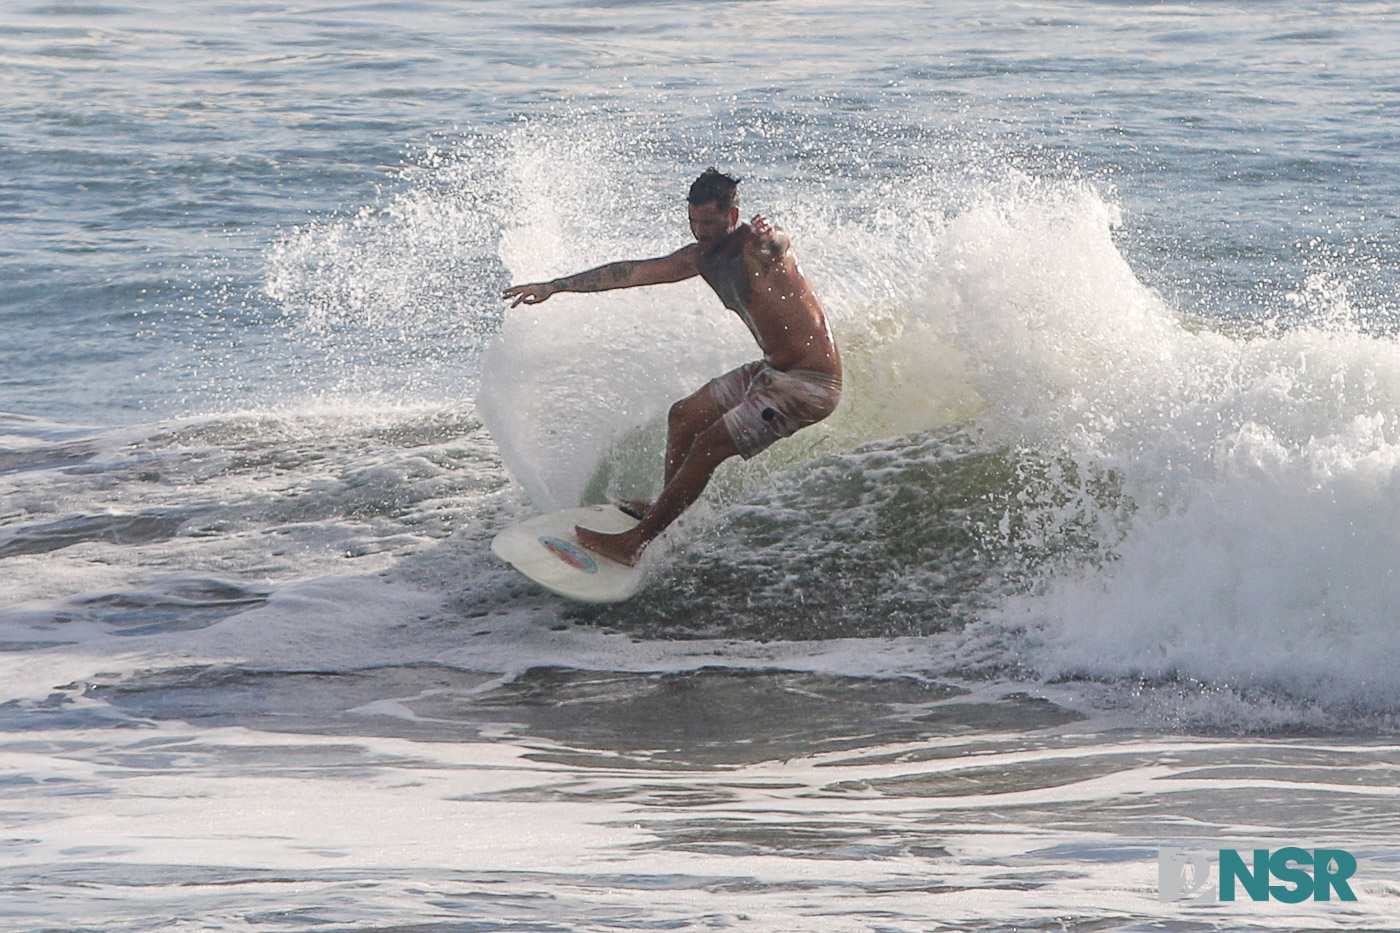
[550,261,639,293]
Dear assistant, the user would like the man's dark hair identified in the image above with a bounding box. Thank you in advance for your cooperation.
[687,168,740,213]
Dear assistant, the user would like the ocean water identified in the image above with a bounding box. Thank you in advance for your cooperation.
[4,1,1400,930]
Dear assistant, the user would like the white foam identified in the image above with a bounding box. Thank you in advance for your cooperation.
[905,177,1400,710]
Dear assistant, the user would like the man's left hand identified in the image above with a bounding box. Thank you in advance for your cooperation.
[750,214,789,259]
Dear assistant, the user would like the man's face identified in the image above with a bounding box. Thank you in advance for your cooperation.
[688,201,737,246]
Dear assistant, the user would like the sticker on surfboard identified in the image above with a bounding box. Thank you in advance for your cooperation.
[490,504,646,603]
[538,536,598,573]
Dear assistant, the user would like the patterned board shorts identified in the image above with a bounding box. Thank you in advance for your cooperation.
[706,361,842,460]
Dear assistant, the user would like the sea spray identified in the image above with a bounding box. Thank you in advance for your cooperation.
[258,115,1400,713]
[936,185,1400,710]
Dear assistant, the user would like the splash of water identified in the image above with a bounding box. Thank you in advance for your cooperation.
[264,115,1400,712]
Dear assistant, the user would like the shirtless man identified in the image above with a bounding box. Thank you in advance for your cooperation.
[502,168,841,566]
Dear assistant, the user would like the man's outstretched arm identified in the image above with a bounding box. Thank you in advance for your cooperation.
[503,244,700,308]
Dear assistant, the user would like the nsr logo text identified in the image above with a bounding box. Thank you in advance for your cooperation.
[1159,847,1358,903]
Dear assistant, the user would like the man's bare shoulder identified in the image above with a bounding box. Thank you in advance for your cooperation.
[669,241,704,261]
[634,241,703,285]
[664,241,704,271]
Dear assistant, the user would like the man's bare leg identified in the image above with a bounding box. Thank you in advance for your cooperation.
[578,420,740,566]
[665,386,727,484]
[616,385,728,519]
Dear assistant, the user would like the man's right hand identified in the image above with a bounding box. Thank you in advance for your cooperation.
[502,282,556,308]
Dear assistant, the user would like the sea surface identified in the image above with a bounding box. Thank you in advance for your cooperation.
[4,1,1400,930]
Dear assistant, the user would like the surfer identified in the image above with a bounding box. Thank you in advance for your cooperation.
[502,168,842,566]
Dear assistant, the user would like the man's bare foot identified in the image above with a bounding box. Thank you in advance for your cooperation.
[615,498,652,520]
[575,525,645,567]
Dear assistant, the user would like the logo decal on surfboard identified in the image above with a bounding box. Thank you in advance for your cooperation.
[539,536,598,573]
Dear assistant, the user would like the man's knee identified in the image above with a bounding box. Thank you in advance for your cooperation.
[667,397,690,428]
[669,392,715,431]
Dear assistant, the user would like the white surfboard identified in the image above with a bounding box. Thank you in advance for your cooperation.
[490,504,647,603]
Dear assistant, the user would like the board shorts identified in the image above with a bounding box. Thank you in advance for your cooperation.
[706,361,842,460]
